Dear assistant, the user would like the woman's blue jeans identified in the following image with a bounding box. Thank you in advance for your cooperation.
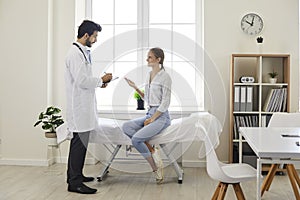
[122,107,171,158]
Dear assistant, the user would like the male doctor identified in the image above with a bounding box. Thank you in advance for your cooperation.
[65,20,112,194]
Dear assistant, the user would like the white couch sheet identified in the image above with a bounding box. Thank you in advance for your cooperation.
[57,112,222,158]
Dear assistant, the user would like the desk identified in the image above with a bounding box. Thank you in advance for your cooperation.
[239,127,300,200]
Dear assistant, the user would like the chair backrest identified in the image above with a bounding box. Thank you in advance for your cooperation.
[203,135,233,183]
[268,112,300,127]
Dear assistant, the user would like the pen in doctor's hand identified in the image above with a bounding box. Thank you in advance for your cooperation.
[104,71,112,76]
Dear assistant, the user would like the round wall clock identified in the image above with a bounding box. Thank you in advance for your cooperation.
[241,13,263,35]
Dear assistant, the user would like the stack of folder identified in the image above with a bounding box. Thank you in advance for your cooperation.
[234,86,253,112]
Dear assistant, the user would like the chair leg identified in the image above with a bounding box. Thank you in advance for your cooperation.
[232,183,246,200]
[261,164,279,196]
[286,164,300,200]
[217,183,228,200]
[212,182,222,200]
[290,164,300,188]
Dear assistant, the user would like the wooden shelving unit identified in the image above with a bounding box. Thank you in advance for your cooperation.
[229,54,290,166]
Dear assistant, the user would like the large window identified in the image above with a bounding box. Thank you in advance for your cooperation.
[86,0,204,112]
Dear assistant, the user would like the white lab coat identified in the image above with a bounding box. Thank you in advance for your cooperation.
[64,43,102,132]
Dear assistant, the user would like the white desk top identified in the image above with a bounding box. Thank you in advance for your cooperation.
[239,127,300,159]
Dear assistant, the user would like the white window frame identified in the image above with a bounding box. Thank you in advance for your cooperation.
[85,0,204,112]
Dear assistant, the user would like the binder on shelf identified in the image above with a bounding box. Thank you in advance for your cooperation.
[234,86,240,111]
[246,86,253,111]
[240,86,246,111]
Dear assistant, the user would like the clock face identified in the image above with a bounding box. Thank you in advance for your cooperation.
[241,13,263,35]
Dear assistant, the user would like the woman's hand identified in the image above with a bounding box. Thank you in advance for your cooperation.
[124,77,137,89]
[144,111,161,126]
[144,118,154,126]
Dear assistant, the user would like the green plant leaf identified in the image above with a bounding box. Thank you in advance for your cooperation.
[38,112,44,120]
[42,123,52,130]
[53,107,61,114]
[52,115,61,120]
[33,120,42,127]
[46,107,55,115]
[53,119,64,126]
[268,72,278,78]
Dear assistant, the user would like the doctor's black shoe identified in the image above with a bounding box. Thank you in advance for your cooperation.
[68,183,97,194]
[83,176,95,182]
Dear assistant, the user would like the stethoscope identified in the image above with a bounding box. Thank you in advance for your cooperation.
[73,42,91,64]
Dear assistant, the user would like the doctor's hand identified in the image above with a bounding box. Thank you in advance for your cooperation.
[101,83,108,88]
[124,77,137,89]
[101,73,112,84]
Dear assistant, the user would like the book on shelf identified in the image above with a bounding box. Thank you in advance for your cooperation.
[261,115,272,127]
[233,115,259,139]
[282,88,287,111]
[261,115,266,127]
[268,89,279,112]
[262,88,287,112]
[262,89,274,111]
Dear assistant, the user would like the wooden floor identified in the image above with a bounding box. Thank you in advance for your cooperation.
[0,163,297,200]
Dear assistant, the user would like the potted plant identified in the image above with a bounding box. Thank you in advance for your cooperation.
[34,106,64,138]
[134,90,145,110]
[256,36,263,43]
[268,70,278,84]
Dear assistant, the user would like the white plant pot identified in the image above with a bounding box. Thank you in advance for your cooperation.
[47,137,58,146]
[45,132,58,146]
[269,78,277,84]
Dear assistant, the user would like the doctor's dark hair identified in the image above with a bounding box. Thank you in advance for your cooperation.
[150,47,165,71]
[77,20,102,39]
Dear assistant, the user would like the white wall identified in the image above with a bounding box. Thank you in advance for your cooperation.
[0,0,298,166]
[0,0,50,165]
[204,0,299,162]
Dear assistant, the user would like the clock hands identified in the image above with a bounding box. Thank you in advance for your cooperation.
[245,16,255,26]
[245,20,252,26]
